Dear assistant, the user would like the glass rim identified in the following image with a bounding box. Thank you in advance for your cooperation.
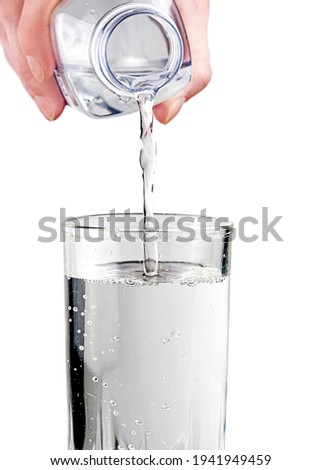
[62,212,233,234]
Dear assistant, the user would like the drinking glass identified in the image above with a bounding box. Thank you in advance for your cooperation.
[63,213,232,450]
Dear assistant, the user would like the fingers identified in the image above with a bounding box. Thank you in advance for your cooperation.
[154,0,212,124]
[17,0,61,81]
[0,0,65,120]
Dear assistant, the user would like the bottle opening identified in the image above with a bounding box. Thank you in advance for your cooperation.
[90,4,183,96]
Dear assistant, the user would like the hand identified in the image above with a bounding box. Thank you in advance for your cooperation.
[0,0,211,122]
[154,0,212,124]
[0,0,65,120]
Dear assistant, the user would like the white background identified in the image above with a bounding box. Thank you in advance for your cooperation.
[0,0,321,468]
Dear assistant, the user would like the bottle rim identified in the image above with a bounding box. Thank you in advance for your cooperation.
[90,3,184,97]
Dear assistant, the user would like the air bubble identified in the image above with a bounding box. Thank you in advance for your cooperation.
[79,345,84,351]
[162,404,170,411]
[89,8,96,15]
[77,329,81,333]
[162,376,168,382]
[117,445,125,450]
[162,338,170,344]
[113,410,119,416]
[171,330,182,338]
[110,400,117,406]
[134,419,143,425]
[73,307,78,312]
[68,306,72,311]
[81,312,85,316]
[109,349,114,353]
[87,320,93,325]
[121,423,127,428]
[145,429,152,435]
[114,336,120,342]
[131,430,137,435]
[92,357,97,361]
[83,294,88,299]
[128,444,136,450]
[69,319,72,322]
[103,383,108,388]
[92,376,99,382]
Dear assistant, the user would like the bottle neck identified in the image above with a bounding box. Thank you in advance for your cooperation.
[90,3,183,97]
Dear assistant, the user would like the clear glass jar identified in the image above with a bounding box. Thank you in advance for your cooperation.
[51,0,192,118]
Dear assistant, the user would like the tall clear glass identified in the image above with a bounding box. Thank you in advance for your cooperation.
[63,213,232,450]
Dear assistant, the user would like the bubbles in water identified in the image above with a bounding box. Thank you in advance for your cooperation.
[83,294,88,299]
[92,357,97,361]
[114,336,120,342]
[162,376,168,382]
[81,312,85,316]
[145,429,152,435]
[131,430,137,435]
[92,376,99,382]
[110,400,117,406]
[121,423,127,428]
[87,320,93,325]
[79,345,84,351]
[103,382,108,388]
[109,348,114,353]
[68,306,72,311]
[113,410,119,416]
[162,404,170,411]
[171,330,182,338]
[162,338,170,344]
[128,444,136,450]
[134,419,143,425]
[89,9,96,15]
[73,307,78,312]
[69,318,72,322]
[77,329,81,334]
[118,445,125,450]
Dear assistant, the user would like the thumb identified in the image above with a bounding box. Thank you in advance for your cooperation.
[154,0,212,124]
[17,0,61,82]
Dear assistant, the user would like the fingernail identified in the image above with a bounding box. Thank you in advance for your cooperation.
[164,97,186,124]
[26,56,45,83]
[34,96,55,121]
